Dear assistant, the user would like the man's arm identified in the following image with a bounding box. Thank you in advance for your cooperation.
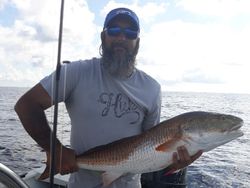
[15,83,56,151]
[15,83,78,175]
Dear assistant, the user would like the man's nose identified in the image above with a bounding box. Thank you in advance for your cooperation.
[116,32,126,40]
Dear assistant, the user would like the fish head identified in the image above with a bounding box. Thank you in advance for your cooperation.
[180,111,244,152]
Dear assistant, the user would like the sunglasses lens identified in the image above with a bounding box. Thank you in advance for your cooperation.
[124,29,138,39]
[107,27,121,37]
[107,27,138,40]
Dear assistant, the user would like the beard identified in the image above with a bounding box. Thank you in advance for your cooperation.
[101,41,138,78]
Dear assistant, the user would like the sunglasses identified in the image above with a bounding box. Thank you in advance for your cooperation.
[105,26,139,40]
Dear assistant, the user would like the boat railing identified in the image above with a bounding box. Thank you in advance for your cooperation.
[0,163,29,188]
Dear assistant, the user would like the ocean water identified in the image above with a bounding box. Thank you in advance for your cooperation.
[0,87,249,187]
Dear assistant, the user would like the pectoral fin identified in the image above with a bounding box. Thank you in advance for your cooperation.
[102,172,124,187]
[155,138,178,152]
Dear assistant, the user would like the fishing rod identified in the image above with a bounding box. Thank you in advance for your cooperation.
[50,0,64,187]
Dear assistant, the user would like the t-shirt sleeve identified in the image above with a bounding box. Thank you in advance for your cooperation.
[142,85,162,131]
[40,60,82,103]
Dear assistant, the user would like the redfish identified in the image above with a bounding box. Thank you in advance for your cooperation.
[40,111,244,186]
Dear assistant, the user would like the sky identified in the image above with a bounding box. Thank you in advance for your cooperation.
[0,0,250,94]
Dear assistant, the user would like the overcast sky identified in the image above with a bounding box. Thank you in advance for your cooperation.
[0,0,250,94]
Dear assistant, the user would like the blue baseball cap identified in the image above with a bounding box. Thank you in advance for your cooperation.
[103,7,140,32]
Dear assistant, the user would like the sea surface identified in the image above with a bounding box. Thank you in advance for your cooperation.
[0,87,249,187]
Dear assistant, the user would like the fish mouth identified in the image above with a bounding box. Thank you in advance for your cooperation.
[230,121,244,131]
[229,121,244,138]
[233,129,244,137]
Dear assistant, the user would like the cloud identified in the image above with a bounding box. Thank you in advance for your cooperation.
[0,0,8,10]
[176,0,250,18]
[0,22,56,70]
[134,2,169,23]
[0,0,100,86]
[101,0,169,24]
[0,0,250,93]
[11,20,56,43]
[61,0,99,60]
[181,68,224,84]
[9,0,98,53]
[0,63,44,83]
[30,56,45,68]
[138,15,250,93]
[140,19,250,66]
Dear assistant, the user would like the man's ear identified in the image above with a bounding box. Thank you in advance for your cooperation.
[101,31,105,41]
[136,37,140,44]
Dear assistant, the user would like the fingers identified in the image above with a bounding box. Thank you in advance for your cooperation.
[60,167,77,175]
[173,146,203,169]
[58,160,79,175]
[59,163,79,175]
[58,147,79,175]
[191,150,203,162]
[172,151,178,164]
[177,146,191,164]
[59,163,78,175]
[178,146,202,162]
[45,147,79,176]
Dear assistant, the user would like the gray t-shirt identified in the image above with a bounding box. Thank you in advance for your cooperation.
[40,58,161,188]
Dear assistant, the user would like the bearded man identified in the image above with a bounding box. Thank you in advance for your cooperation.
[15,7,201,188]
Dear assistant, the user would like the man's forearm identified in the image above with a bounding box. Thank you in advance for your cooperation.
[15,88,61,152]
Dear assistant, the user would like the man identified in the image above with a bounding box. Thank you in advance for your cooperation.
[15,7,202,188]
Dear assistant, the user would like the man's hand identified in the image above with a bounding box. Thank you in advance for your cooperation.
[165,146,203,175]
[55,146,79,175]
[173,146,202,170]
[39,146,79,180]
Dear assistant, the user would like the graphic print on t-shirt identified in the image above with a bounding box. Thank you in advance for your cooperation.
[98,92,140,124]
